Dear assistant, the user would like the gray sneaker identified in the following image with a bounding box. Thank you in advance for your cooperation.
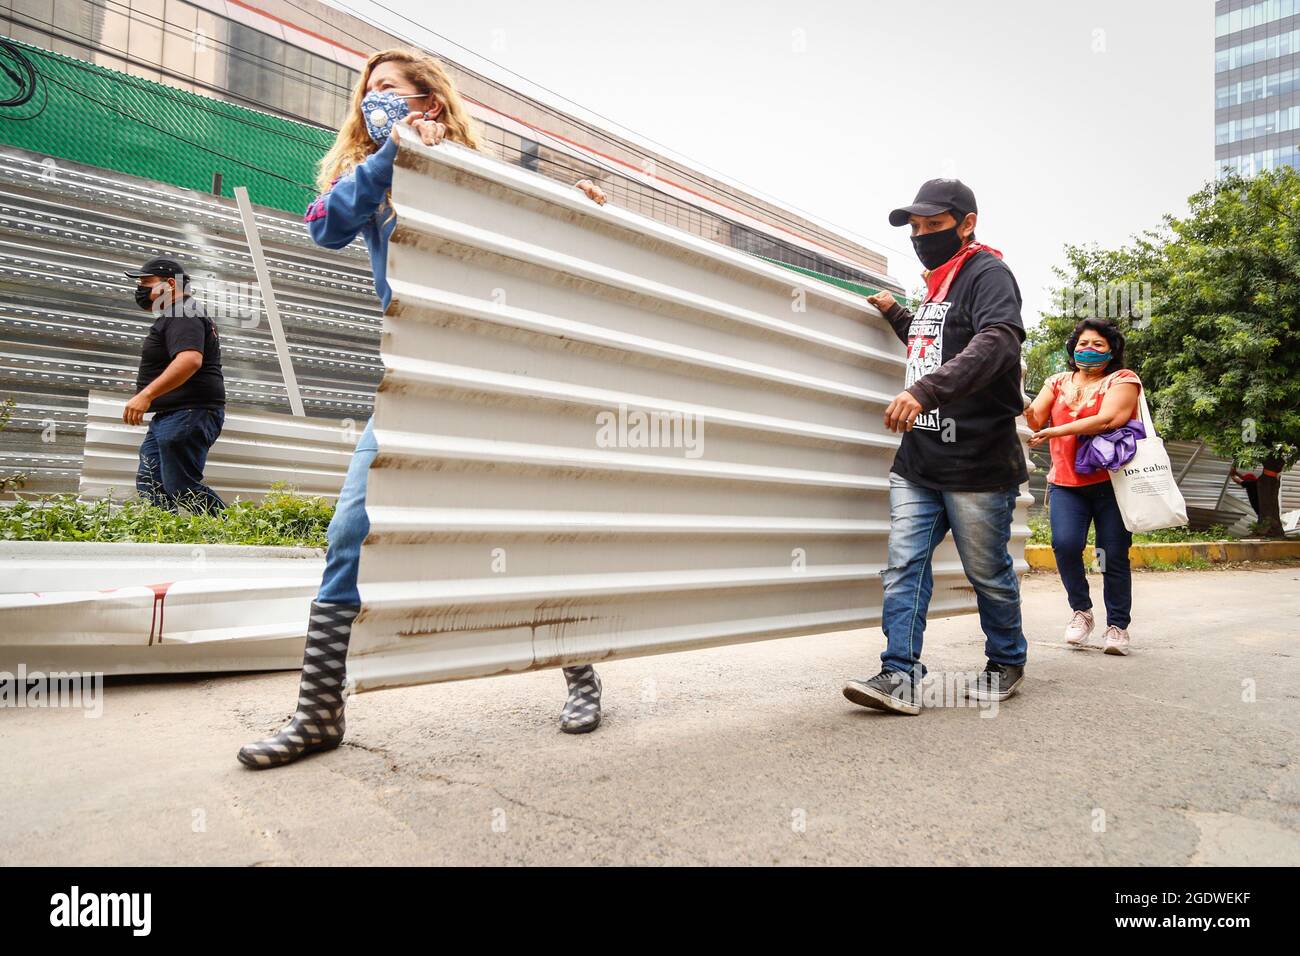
[970,661,1024,702]
[843,669,922,715]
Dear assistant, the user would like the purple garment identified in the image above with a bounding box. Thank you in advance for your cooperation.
[1075,419,1147,475]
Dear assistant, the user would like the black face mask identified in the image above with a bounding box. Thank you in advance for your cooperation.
[134,284,156,311]
[911,224,965,270]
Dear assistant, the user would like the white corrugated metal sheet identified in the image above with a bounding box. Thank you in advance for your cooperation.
[0,541,321,675]
[78,391,356,501]
[345,140,1031,692]
[1283,474,1300,515]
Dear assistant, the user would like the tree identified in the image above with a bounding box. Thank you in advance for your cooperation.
[1031,169,1300,537]
[1026,241,1157,394]
[1136,170,1300,536]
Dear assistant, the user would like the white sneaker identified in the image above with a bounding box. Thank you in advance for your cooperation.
[1103,626,1131,656]
[1064,609,1095,646]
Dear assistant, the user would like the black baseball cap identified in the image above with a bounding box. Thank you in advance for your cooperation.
[888,179,978,227]
[124,256,187,280]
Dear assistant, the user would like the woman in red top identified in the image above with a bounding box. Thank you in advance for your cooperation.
[1025,319,1141,655]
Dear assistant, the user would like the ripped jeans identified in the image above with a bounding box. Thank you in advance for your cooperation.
[879,472,1026,678]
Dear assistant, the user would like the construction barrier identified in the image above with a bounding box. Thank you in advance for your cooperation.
[78,391,356,502]
[345,139,1032,692]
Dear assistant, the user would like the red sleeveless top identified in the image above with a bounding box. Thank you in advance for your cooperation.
[1046,369,1142,487]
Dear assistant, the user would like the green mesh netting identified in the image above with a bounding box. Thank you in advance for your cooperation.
[759,256,911,307]
[0,37,332,213]
[0,37,898,293]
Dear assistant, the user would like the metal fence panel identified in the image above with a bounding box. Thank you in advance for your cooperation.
[77,391,356,501]
[1283,472,1300,515]
[346,140,1031,692]
[0,146,384,498]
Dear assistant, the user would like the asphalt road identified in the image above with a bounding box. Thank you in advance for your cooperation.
[3,566,1298,866]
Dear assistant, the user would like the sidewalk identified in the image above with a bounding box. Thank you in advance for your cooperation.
[2,566,1297,865]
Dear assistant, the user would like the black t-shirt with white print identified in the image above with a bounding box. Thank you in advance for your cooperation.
[887,250,1028,492]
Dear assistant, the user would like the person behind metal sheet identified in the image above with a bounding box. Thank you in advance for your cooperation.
[123,256,226,514]
[1025,319,1142,657]
[842,179,1029,715]
[238,49,611,770]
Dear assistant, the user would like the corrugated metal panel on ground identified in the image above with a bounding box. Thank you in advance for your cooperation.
[345,139,1031,692]
[0,541,321,675]
[77,391,356,501]
[1168,440,1262,534]
[1170,441,1231,510]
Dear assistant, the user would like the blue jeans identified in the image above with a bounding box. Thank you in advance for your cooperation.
[135,407,226,513]
[880,472,1026,678]
[1048,481,1132,628]
[316,418,378,605]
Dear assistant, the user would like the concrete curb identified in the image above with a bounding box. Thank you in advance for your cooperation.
[0,541,324,561]
[1025,539,1300,571]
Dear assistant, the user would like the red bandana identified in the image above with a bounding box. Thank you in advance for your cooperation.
[922,242,1003,304]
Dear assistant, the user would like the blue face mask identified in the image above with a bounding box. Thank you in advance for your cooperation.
[361,90,412,144]
[1074,348,1110,370]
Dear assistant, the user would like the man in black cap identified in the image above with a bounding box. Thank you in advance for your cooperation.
[123,256,226,513]
[842,179,1028,715]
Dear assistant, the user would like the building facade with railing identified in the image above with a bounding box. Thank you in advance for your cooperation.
[1,0,898,288]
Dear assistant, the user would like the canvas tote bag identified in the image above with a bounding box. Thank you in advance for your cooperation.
[1110,388,1188,532]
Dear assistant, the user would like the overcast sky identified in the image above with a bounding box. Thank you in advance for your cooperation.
[343,0,1214,325]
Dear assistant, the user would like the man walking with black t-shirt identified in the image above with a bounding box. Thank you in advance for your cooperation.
[124,256,226,513]
[842,180,1028,715]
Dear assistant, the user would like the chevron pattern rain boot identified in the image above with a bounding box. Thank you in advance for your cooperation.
[559,664,603,734]
[237,602,359,769]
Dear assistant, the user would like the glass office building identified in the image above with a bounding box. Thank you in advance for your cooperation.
[1216,0,1300,175]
